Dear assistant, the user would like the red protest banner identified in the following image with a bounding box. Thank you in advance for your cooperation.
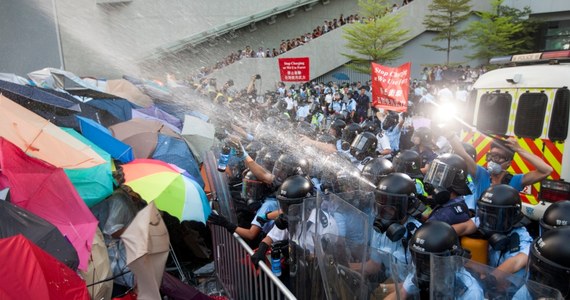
[278,57,310,82]
[371,62,411,112]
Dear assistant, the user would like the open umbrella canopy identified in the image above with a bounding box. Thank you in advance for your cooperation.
[0,200,79,270]
[0,95,106,169]
[0,137,98,271]
[109,118,180,159]
[135,106,182,130]
[0,79,81,112]
[77,116,134,164]
[106,79,154,108]
[122,159,210,223]
[0,235,90,300]
[62,127,114,207]
[153,134,204,188]
[181,115,215,163]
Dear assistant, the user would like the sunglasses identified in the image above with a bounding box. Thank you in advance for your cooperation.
[486,152,509,164]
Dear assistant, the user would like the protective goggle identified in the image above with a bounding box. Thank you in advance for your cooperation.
[527,250,570,297]
[485,152,510,164]
[424,160,461,189]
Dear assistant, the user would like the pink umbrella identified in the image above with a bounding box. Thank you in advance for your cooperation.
[0,137,98,271]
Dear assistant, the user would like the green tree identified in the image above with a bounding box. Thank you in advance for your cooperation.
[342,0,409,74]
[422,0,472,65]
[465,0,536,62]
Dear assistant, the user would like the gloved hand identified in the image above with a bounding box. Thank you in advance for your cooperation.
[207,213,238,233]
[235,141,248,161]
[251,242,269,268]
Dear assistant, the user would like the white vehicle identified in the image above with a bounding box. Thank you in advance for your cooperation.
[464,50,570,220]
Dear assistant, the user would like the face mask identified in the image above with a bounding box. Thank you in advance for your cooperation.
[373,218,406,242]
[487,161,503,175]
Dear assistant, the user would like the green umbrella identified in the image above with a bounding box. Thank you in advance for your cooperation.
[62,127,114,207]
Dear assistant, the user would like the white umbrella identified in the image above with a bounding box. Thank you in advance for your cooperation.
[181,115,215,163]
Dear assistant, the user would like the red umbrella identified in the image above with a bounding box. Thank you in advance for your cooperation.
[0,234,90,299]
[0,137,98,271]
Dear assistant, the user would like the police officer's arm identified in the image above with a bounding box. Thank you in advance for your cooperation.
[447,134,478,178]
[235,225,262,241]
[506,137,553,187]
[299,135,337,154]
[452,219,478,236]
[244,156,274,185]
[495,253,528,275]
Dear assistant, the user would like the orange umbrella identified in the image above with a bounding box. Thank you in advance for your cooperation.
[0,95,106,169]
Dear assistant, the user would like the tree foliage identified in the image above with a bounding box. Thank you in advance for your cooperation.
[422,0,472,65]
[342,0,409,74]
[466,0,538,62]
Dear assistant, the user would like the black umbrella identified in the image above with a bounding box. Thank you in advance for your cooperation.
[0,79,81,112]
[0,200,79,270]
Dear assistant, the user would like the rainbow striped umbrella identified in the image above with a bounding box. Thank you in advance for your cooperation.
[122,159,210,223]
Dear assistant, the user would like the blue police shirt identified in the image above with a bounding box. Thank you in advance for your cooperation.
[428,196,470,225]
[488,227,533,278]
[370,217,422,265]
[403,267,484,299]
[251,198,279,233]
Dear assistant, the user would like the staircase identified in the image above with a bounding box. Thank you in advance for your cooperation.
[204,0,491,91]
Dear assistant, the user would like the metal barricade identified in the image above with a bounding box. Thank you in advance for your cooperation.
[211,225,297,300]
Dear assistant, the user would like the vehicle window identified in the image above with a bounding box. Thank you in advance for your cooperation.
[477,92,511,135]
[514,92,547,139]
[549,88,570,141]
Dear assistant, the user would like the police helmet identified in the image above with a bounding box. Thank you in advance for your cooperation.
[242,171,270,211]
[409,221,469,285]
[272,153,311,186]
[393,150,423,179]
[539,200,570,233]
[331,164,361,194]
[412,127,433,146]
[361,119,380,134]
[245,141,264,161]
[257,147,281,172]
[477,184,523,234]
[527,227,570,298]
[374,172,416,224]
[276,175,314,205]
[316,133,337,145]
[297,121,316,139]
[382,113,399,130]
[361,158,394,188]
[340,123,362,151]
[424,153,472,196]
[350,132,378,161]
[330,119,347,138]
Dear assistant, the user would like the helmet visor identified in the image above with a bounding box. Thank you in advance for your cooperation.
[242,178,266,201]
[528,249,570,297]
[476,203,519,233]
[272,160,294,185]
[424,160,457,189]
[336,173,360,193]
[375,192,408,222]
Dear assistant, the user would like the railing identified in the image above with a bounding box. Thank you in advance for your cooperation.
[150,0,321,58]
[211,225,297,300]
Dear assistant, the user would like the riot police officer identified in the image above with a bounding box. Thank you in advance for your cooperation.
[423,153,472,225]
[399,221,482,300]
[410,126,437,174]
[351,132,378,170]
[477,184,533,278]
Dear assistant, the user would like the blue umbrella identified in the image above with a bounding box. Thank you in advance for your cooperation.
[76,116,134,164]
[0,79,81,112]
[332,72,350,81]
[152,134,204,188]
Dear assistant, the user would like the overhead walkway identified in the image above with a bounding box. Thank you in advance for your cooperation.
[204,0,491,91]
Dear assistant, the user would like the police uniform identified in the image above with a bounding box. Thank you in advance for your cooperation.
[251,197,279,233]
[370,217,422,265]
[485,227,533,278]
[402,267,484,299]
[428,196,470,225]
